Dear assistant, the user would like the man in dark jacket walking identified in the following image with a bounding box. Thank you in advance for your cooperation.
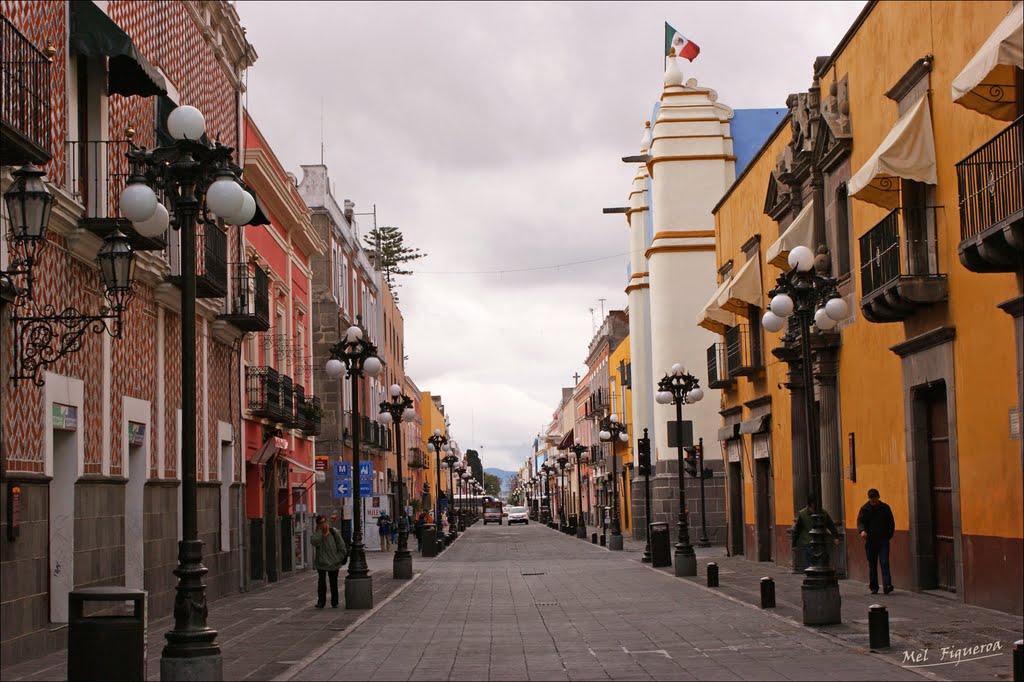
[856,488,895,594]
[311,514,348,608]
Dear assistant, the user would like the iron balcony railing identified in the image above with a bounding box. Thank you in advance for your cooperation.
[246,366,281,420]
[279,374,294,425]
[303,396,322,437]
[289,384,306,430]
[725,323,762,378]
[221,261,270,332]
[859,206,942,299]
[168,221,228,298]
[407,448,426,469]
[706,341,733,389]
[956,116,1023,241]
[1,14,52,162]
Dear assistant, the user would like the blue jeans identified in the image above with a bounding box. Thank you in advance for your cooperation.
[865,538,892,591]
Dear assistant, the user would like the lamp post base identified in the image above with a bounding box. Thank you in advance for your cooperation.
[161,653,223,681]
[697,536,711,548]
[576,524,587,539]
[801,580,842,625]
[674,551,697,577]
[345,575,373,610]
[393,553,413,580]
[608,534,623,551]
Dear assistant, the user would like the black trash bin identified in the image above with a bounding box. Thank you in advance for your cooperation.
[68,587,147,681]
[421,523,437,557]
[649,522,672,568]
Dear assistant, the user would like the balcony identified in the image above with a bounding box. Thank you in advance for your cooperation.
[706,342,734,389]
[246,366,281,421]
[218,261,270,332]
[1,15,52,165]
[167,221,228,298]
[301,395,322,437]
[584,388,610,421]
[725,323,762,378]
[859,206,948,323]
[280,375,294,425]
[956,116,1024,273]
[288,384,306,430]
[408,448,426,469]
[65,139,167,250]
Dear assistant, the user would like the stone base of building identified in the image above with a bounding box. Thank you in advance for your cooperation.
[650,458,727,546]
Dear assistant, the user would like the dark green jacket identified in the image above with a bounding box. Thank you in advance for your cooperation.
[311,527,347,571]
[791,507,839,547]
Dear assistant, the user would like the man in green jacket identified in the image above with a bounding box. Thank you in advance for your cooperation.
[311,514,348,608]
[790,495,841,568]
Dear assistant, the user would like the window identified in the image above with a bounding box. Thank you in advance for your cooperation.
[274,306,286,372]
[835,183,851,277]
[902,180,937,276]
[295,322,304,384]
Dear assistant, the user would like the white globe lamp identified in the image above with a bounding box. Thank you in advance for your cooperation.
[762,310,785,333]
[167,105,206,141]
[132,201,168,238]
[206,175,243,218]
[814,308,837,331]
[363,356,382,376]
[788,245,815,272]
[325,358,344,379]
[769,293,794,318]
[825,297,848,321]
[120,181,158,222]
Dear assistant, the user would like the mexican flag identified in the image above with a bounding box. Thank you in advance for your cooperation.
[665,22,700,62]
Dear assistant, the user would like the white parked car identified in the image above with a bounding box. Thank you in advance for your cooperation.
[506,506,529,525]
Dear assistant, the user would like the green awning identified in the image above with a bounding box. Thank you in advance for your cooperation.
[70,0,166,98]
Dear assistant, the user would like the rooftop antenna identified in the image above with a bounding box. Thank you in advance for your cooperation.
[320,97,325,165]
[589,307,596,335]
[598,298,607,319]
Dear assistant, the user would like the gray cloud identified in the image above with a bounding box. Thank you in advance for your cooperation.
[237,0,866,471]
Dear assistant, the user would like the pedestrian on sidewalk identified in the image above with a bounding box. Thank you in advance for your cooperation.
[856,488,896,595]
[790,495,841,568]
[378,513,392,551]
[311,514,348,608]
[414,512,426,551]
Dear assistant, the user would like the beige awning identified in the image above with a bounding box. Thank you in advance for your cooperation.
[952,4,1023,121]
[765,199,814,268]
[718,256,762,316]
[848,95,937,210]
[697,277,736,333]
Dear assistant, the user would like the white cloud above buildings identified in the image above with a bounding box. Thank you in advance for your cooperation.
[236,0,867,472]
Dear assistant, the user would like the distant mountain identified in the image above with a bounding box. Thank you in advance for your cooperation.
[483,468,517,495]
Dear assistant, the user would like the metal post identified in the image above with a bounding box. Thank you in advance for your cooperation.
[609,443,622,550]
[392,416,411,579]
[697,437,710,547]
[346,370,372,609]
[642,430,653,563]
[162,193,222,681]
[674,398,696,576]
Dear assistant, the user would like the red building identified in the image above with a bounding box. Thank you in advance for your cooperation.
[1,0,255,664]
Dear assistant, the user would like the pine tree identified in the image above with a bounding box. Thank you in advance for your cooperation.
[363,226,426,301]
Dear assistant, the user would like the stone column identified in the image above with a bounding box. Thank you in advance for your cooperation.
[813,339,845,576]
[774,340,808,571]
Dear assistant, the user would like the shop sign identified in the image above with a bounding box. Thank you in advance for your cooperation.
[314,456,328,472]
[128,422,146,447]
[52,403,78,431]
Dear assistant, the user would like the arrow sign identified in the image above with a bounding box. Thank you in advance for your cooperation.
[332,478,351,499]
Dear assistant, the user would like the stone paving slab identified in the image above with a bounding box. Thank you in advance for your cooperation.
[0,545,442,682]
[281,523,933,682]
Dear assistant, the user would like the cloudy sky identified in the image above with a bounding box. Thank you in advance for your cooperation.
[235,1,866,473]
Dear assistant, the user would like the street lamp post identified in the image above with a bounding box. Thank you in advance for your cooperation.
[599,414,629,551]
[568,443,589,539]
[696,439,711,547]
[461,471,471,530]
[119,105,260,680]
[638,429,653,563]
[443,450,459,540]
[326,323,384,609]
[655,364,705,577]
[762,244,847,625]
[556,453,569,532]
[426,429,450,537]
[378,385,416,580]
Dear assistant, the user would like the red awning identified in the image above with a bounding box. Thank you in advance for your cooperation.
[557,429,574,450]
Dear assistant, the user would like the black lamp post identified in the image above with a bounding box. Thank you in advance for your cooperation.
[111,106,261,680]
[378,385,415,580]
[655,364,704,577]
[443,450,459,540]
[762,244,847,625]
[599,414,628,551]
[539,464,551,525]
[568,443,589,539]
[555,453,569,532]
[325,322,383,610]
[637,428,653,563]
[426,429,450,533]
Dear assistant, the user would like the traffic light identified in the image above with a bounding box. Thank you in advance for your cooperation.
[683,446,698,477]
[637,431,651,476]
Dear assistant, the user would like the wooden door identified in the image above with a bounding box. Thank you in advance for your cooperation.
[926,386,955,592]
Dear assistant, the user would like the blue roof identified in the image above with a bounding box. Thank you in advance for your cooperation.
[731,108,787,177]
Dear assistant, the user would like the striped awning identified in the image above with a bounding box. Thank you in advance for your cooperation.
[697,277,736,333]
[766,200,814,268]
[952,4,1023,121]
[717,256,762,315]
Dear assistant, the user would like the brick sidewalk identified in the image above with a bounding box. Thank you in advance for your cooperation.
[572,526,1022,682]
[0,544,448,682]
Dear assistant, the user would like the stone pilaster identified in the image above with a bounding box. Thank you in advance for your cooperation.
[813,336,846,576]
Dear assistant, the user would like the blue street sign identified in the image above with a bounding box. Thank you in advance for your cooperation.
[334,461,350,478]
[359,461,373,478]
[332,478,351,499]
[359,461,374,496]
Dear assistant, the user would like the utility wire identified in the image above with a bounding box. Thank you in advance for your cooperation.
[413,250,638,276]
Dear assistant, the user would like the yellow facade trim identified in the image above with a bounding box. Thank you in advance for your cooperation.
[626,207,649,216]
[651,154,737,165]
[652,230,715,241]
[630,271,650,280]
[645,244,716,259]
[625,282,650,294]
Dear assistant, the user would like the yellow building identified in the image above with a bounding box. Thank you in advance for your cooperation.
[706,0,1022,614]
[419,392,451,518]
[608,335,633,536]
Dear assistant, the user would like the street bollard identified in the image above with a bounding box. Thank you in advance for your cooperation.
[599,534,606,547]
[707,562,719,588]
[1012,639,1022,682]
[591,533,597,544]
[868,604,890,649]
[760,577,776,608]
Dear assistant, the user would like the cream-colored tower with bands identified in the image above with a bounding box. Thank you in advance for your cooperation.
[626,124,655,540]
[647,53,734,528]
